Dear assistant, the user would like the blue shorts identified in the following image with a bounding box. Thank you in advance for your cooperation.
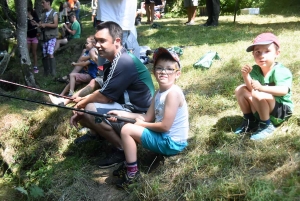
[141,129,187,156]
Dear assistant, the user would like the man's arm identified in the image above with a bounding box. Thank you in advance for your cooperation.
[64,23,77,35]
[40,13,58,29]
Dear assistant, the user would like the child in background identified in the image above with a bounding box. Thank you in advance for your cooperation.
[57,36,98,96]
[27,7,40,73]
[107,47,189,189]
[234,32,293,140]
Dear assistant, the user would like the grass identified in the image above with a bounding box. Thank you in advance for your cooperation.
[1,7,300,201]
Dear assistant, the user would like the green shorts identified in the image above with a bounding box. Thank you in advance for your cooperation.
[254,102,292,126]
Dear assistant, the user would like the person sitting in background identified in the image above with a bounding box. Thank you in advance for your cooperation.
[154,0,166,19]
[54,13,81,51]
[57,36,98,96]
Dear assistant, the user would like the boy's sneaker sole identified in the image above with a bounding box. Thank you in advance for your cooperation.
[250,123,276,140]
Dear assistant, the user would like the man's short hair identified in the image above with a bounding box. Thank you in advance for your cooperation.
[96,21,123,44]
[44,0,53,5]
[68,12,75,19]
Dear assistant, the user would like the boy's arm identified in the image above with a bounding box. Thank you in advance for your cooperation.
[251,82,289,96]
[79,55,90,61]
[72,60,91,67]
[137,90,180,132]
[241,65,253,90]
[40,13,58,29]
[89,49,98,63]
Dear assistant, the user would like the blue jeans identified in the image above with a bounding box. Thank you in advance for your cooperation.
[75,9,80,21]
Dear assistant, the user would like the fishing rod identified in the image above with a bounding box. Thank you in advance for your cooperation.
[0,79,74,100]
[0,93,136,123]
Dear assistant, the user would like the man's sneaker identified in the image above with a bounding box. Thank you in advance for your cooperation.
[74,131,103,144]
[116,171,141,190]
[250,122,276,141]
[113,162,126,178]
[98,149,125,169]
[49,94,65,106]
[235,118,258,134]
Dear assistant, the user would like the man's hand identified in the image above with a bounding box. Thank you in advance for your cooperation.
[241,65,252,76]
[251,80,262,91]
[39,23,46,28]
[70,112,83,128]
[74,99,87,109]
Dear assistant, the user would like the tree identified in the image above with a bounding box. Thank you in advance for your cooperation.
[14,0,38,87]
[34,0,43,18]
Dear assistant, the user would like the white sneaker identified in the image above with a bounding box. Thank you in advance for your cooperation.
[49,94,65,105]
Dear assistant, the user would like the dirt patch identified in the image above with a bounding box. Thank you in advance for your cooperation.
[54,166,129,201]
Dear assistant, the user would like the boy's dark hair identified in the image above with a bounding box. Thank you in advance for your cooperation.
[44,0,53,5]
[96,21,123,44]
[68,12,75,19]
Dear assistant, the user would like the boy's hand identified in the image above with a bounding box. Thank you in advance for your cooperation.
[71,62,76,66]
[241,65,252,76]
[251,80,262,91]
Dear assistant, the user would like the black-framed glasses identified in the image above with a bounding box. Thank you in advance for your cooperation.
[154,67,178,74]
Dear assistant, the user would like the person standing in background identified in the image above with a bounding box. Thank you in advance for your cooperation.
[184,0,198,25]
[144,0,154,24]
[38,0,58,76]
[27,7,40,73]
[62,0,71,23]
[96,0,140,65]
[74,0,81,21]
[91,0,98,27]
[201,0,220,27]
[59,2,64,22]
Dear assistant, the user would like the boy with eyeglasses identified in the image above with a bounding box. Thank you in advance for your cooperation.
[107,47,189,190]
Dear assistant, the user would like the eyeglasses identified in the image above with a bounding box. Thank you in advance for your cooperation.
[154,67,178,74]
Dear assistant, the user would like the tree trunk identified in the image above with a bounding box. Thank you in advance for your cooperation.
[34,0,44,19]
[14,0,38,88]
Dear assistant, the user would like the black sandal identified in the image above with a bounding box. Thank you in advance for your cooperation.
[56,75,69,83]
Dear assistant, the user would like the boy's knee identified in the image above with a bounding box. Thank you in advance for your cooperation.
[235,85,246,95]
[69,73,76,78]
[120,124,132,136]
[251,90,265,101]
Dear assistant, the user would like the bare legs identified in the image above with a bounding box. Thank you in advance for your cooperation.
[186,6,197,24]
[120,124,143,163]
[235,85,275,121]
[145,3,155,24]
